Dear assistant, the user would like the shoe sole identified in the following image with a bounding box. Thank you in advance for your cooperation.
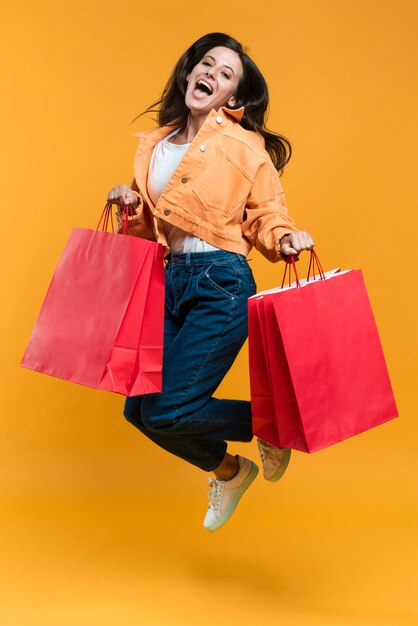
[204,462,259,532]
[266,448,292,482]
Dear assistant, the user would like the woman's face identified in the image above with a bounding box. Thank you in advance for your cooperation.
[185,46,244,116]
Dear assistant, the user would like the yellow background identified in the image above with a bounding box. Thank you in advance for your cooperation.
[2,1,417,624]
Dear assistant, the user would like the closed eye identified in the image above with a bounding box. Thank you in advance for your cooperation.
[201,59,232,79]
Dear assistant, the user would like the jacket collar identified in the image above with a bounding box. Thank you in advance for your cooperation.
[132,106,245,141]
[219,105,244,122]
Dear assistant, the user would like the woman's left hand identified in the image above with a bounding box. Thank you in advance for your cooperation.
[280,231,314,257]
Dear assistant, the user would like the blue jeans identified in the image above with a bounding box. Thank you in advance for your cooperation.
[123,250,257,471]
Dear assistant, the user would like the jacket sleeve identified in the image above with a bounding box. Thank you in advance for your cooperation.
[241,157,298,263]
[115,178,156,240]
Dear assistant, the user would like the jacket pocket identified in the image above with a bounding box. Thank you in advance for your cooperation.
[192,150,252,218]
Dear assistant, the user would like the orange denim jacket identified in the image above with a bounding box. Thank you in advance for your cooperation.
[119,105,298,261]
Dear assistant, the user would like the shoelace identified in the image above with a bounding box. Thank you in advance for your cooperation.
[257,439,276,462]
[207,477,224,511]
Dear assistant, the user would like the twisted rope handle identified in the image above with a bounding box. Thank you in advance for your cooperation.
[281,255,301,289]
[96,203,131,234]
[281,250,325,290]
[306,249,326,282]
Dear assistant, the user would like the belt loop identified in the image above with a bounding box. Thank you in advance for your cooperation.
[186,252,192,269]
[235,253,246,266]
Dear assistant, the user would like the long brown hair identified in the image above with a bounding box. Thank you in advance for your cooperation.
[133,33,292,174]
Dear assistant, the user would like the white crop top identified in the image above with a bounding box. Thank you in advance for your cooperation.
[147,127,220,254]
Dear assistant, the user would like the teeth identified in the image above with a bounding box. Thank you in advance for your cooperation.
[196,79,213,94]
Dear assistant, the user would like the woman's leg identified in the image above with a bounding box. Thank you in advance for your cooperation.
[124,251,257,471]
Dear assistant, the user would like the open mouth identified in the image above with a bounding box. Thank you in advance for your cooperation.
[193,79,214,98]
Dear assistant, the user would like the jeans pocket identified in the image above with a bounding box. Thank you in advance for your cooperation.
[201,263,242,298]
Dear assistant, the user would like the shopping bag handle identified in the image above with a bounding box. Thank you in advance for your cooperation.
[96,203,131,235]
[281,255,301,288]
[281,249,325,289]
[306,249,326,282]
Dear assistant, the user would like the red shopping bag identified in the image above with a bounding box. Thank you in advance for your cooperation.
[21,204,165,396]
[248,252,398,452]
[248,295,281,447]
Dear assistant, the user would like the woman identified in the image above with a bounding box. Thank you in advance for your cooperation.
[107,32,314,532]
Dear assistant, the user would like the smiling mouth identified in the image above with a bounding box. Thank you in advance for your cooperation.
[194,79,213,96]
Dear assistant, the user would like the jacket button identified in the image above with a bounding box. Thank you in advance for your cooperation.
[163,209,171,216]
[216,116,223,124]
[199,145,207,152]
[181,176,189,183]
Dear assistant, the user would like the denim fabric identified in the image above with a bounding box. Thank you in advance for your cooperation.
[123,250,257,471]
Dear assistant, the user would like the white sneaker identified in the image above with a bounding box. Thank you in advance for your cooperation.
[256,438,291,482]
[203,455,259,532]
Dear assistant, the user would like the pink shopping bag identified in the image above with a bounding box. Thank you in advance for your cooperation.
[21,204,165,396]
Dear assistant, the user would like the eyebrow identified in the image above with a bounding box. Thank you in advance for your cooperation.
[204,55,235,74]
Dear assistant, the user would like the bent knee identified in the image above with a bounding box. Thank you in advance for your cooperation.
[140,396,177,432]
[123,396,143,424]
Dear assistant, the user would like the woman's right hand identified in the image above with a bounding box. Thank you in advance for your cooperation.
[106,184,139,211]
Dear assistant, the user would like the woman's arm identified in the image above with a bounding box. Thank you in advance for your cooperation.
[106,180,147,236]
[107,180,140,211]
[279,231,314,256]
[241,158,313,261]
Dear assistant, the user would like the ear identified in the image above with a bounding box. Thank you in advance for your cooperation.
[186,74,190,82]
[227,94,236,106]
